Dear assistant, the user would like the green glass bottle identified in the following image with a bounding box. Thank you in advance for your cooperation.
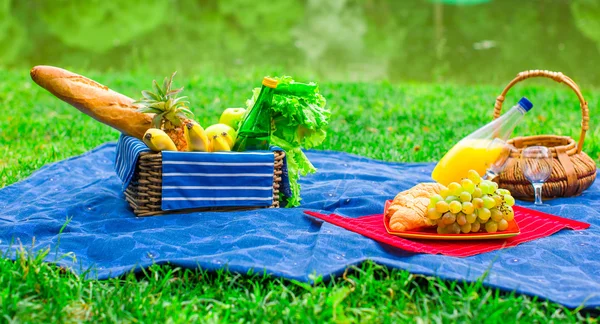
[232,77,278,152]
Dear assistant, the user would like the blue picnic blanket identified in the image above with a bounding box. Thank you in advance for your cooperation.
[0,142,598,309]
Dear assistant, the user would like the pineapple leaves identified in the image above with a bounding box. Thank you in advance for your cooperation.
[149,102,166,110]
[163,71,177,93]
[178,108,195,118]
[152,80,164,97]
[137,71,193,128]
[137,107,164,114]
[142,90,160,101]
[171,96,188,106]
[166,87,184,97]
[152,113,165,129]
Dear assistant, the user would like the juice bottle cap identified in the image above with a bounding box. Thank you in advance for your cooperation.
[262,77,278,88]
[518,97,533,112]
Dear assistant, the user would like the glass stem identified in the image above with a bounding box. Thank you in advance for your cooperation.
[533,183,544,205]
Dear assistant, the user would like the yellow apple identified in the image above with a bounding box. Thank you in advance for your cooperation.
[219,107,246,130]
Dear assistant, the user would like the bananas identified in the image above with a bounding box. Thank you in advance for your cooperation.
[143,128,177,152]
[220,131,234,148]
[143,123,232,153]
[184,121,210,152]
[211,133,232,152]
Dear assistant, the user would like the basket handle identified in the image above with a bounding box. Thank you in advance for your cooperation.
[493,70,589,153]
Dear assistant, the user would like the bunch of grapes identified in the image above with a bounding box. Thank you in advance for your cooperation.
[427,170,516,234]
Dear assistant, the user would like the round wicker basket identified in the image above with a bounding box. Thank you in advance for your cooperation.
[494,70,597,200]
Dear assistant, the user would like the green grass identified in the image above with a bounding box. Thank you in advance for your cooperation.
[1,69,599,322]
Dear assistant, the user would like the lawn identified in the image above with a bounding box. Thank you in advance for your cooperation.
[1,69,598,322]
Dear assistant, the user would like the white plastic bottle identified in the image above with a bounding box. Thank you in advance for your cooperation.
[431,97,533,186]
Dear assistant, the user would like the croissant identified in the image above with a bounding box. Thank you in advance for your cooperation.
[386,183,446,232]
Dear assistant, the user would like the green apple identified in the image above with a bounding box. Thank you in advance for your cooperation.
[205,123,237,147]
[219,107,246,130]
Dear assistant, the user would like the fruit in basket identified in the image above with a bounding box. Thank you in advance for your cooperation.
[205,124,237,146]
[184,121,210,152]
[135,72,195,151]
[143,128,178,152]
[211,134,231,152]
[219,108,246,130]
[220,132,235,148]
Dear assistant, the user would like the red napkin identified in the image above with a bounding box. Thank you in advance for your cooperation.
[304,206,589,257]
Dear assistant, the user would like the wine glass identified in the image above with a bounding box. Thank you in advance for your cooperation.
[521,146,552,205]
[482,138,516,181]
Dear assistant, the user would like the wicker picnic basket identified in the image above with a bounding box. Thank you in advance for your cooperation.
[494,70,596,200]
[124,150,285,217]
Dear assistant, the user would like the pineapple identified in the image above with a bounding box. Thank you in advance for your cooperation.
[135,72,194,151]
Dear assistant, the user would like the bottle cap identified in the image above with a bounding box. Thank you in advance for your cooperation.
[518,97,533,112]
[262,77,278,88]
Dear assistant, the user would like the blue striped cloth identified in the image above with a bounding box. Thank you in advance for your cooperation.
[161,151,275,210]
[114,134,290,209]
[114,134,150,190]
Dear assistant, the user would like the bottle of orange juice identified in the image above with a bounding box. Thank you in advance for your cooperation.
[432,97,533,186]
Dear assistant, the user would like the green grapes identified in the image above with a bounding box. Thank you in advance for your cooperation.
[442,212,456,225]
[430,194,443,204]
[427,169,517,235]
[445,195,458,203]
[485,221,498,233]
[435,201,450,213]
[449,201,462,214]
[462,202,474,214]
[472,198,484,209]
[492,195,503,206]
[491,181,499,191]
[497,189,510,195]
[491,208,504,222]
[447,222,461,234]
[437,218,446,228]
[429,194,443,209]
[503,206,515,221]
[428,208,442,220]
[467,170,481,185]
[478,181,492,195]
[482,196,496,209]
[466,213,477,224]
[471,221,481,232]
[459,191,472,202]
[448,182,462,196]
[478,208,491,221]
[498,219,509,231]
[461,179,475,194]
[504,194,515,207]
[460,223,472,234]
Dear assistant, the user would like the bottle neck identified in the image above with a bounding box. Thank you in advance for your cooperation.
[492,104,528,140]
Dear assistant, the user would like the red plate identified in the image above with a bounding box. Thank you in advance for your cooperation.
[383,200,520,240]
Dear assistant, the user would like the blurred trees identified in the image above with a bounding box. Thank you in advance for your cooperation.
[0,0,26,65]
[3,0,600,87]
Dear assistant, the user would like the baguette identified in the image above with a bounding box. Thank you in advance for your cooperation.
[30,65,152,139]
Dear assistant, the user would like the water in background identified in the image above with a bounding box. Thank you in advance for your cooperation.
[3,0,599,86]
